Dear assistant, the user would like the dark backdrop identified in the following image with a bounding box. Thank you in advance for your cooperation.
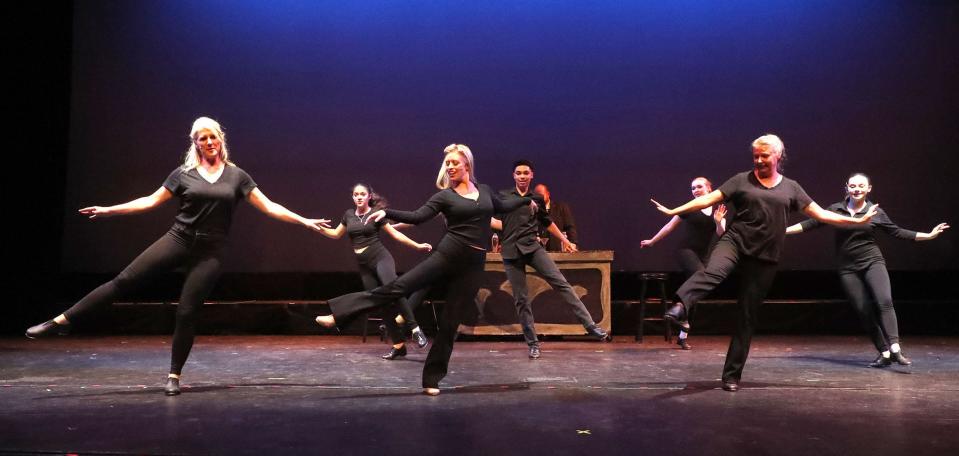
[59,1,957,274]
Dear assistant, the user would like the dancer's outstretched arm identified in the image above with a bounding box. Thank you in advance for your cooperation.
[803,202,878,226]
[641,216,681,248]
[247,188,330,232]
[79,187,173,219]
[383,223,432,252]
[650,190,724,217]
[916,223,950,241]
[317,223,346,239]
[542,222,577,252]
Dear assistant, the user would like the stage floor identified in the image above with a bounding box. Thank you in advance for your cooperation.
[2,335,958,455]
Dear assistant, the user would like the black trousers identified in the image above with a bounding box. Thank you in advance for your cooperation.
[502,247,596,345]
[839,262,899,352]
[675,248,708,332]
[355,243,417,343]
[329,239,485,388]
[62,225,225,375]
[675,237,778,383]
[676,248,707,278]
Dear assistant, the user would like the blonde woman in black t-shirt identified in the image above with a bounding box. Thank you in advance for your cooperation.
[651,134,880,392]
[641,177,727,350]
[787,173,949,367]
[316,183,433,359]
[26,117,330,396]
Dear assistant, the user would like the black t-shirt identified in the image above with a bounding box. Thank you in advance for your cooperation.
[495,188,550,259]
[799,200,917,273]
[718,171,813,262]
[385,184,530,250]
[162,165,257,235]
[340,208,387,249]
[678,209,717,260]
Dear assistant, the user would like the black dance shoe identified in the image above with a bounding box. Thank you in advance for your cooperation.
[382,345,408,360]
[891,351,912,366]
[663,303,690,331]
[586,326,613,342]
[412,330,429,349]
[677,337,691,350]
[868,354,892,368]
[164,377,181,396]
[528,344,541,359]
[25,320,70,339]
[722,380,739,392]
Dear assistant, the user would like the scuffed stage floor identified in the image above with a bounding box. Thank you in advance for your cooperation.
[2,335,957,455]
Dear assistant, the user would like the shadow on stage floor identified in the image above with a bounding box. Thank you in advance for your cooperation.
[2,335,958,455]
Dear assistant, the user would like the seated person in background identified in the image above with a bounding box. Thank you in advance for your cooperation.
[534,183,578,251]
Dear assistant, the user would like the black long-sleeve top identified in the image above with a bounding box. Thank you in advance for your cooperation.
[385,184,530,251]
[799,200,917,273]
[495,188,550,259]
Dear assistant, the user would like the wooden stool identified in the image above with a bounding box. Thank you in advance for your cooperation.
[361,312,385,343]
[636,272,672,343]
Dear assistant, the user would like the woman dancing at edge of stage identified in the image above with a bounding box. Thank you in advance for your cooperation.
[786,172,949,367]
[652,133,880,392]
[315,144,536,396]
[641,177,727,350]
[315,182,433,359]
[25,116,330,396]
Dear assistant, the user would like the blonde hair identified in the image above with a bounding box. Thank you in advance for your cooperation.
[436,144,477,189]
[182,116,235,170]
[751,133,786,171]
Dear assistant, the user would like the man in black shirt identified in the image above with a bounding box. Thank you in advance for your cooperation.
[533,183,578,251]
[493,160,610,359]
[652,134,879,391]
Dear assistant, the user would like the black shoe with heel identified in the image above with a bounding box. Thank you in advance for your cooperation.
[164,377,181,396]
[412,330,429,349]
[586,326,612,342]
[891,351,912,366]
[663,303,690,331]
[869,354,892,368]
[382,346,407,360]
[26,320,70,339]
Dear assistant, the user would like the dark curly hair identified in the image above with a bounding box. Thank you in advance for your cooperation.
[353,182,387,211]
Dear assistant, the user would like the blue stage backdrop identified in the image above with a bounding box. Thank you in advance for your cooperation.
[61,1,957,273]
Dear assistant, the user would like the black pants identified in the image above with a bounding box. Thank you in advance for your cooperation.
[502,247,596,345]
[329,238,485,388]
[675,248,708,333]
[676,248,707,278]
[839,262,899,352]
[355,242,418,343]
[62,225,225,375]
[675,237,778,383]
